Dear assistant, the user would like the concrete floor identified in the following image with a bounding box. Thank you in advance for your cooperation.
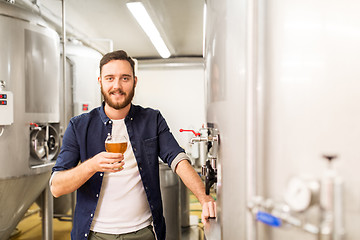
[10,193,205,240]
[10,204,71,240]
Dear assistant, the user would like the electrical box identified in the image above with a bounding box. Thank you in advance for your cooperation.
[0,91,14,125]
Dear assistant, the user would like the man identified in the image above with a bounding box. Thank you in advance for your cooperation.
[51,50,216,240]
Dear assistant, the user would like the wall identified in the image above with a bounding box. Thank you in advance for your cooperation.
[133,60,206,161]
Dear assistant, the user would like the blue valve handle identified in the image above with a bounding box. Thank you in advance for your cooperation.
[256,211,282,227]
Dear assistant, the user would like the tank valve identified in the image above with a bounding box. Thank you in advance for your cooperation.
[320,154,345,240]
[0,80,5,91]
[30,122,42,131]
[202,157,217,195]
[179,128,201,136]
[181,126,219,195]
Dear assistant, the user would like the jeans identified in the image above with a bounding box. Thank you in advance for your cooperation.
[88,226,156,240]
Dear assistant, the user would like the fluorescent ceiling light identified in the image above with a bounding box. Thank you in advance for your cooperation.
[127,1,171,58]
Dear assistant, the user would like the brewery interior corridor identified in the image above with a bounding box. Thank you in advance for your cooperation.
[4,0,360,239]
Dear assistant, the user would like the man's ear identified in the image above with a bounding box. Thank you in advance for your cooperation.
[134,76,138,87]
[98,76,101,85]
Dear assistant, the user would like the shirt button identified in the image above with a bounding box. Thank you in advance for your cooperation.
[145,186,148,190]
[96,194,99,198]
[130,118,133,120]
[90,213,93,217]
[151,205,154,209]
[109,120,112,124]
[133,148,136,152]
[100,173,103,177]
[139,167,142,171]
[85,233,88,237]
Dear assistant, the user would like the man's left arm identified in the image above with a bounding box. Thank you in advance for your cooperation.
[175,159,216,224]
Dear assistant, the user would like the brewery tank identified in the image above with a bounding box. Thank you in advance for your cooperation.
[159,162,181,240]
[53,40,103,217]
[204,0,360,239]
[159,162,190,240]
[65,40,103,118]
[0,2,60,239]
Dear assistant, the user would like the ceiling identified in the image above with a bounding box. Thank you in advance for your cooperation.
[37,0,205,59]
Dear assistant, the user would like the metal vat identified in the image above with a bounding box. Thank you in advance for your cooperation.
[0,2,60,239]
[204,0,360,239]
[52,41,103,219]
[65,40,103,117]
[159,162,181,240]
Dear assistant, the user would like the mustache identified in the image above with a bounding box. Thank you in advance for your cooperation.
[109,89,126,95]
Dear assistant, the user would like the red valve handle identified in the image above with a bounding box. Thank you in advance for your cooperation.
[30,122,39,127]
[179,129,201,136]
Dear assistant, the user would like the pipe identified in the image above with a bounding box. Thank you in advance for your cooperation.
[41,184,54,240]
[62,0,67,132]
[245,0,260,239]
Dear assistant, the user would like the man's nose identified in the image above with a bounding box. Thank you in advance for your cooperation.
[113,78,122,89]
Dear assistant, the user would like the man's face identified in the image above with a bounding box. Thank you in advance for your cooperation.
[99,60,137,110]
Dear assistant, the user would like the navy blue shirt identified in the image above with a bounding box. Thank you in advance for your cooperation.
[52,103,186,240]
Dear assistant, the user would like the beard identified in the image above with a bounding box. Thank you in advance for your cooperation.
[101,84,135,110]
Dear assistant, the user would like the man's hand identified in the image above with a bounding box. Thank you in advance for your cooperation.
[51,151,125,198]
[201,201,217,225]
[87,152,125,173]
[175,160,217,225]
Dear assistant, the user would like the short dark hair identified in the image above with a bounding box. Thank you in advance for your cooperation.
[99,50,135,76]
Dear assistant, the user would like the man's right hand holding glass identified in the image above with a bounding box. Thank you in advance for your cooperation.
[87,152,125,173]
[51,152,124,198]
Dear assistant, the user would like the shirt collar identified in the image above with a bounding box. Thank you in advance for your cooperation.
[98,101,135,124]
[99,101,110,125]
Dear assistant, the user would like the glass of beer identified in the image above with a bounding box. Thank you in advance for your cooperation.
[105,135,128,154]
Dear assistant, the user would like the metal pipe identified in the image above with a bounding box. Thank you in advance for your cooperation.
[45,125,49,161]
[245,0,260,239]
[41,184,53,240]
[62,0,67,132]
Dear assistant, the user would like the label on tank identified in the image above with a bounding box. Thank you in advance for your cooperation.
[0,91,13,125]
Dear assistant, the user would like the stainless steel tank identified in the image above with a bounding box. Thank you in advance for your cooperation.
[0,2,60,239]
[53,40,103,219]
[204,0,360,239]
[65,40,103,117]
[159,162,181,240]
[203,0,248,239]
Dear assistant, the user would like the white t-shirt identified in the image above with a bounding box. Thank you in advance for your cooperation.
[90,119,152,234]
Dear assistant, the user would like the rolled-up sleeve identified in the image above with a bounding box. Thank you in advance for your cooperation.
[170,152,191,172]
[156,112,187,168]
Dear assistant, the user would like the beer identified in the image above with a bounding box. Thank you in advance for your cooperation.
[105,142,127,154]
[105,135,128,154]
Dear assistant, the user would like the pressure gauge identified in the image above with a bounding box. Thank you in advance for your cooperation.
[283,176,319,212]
